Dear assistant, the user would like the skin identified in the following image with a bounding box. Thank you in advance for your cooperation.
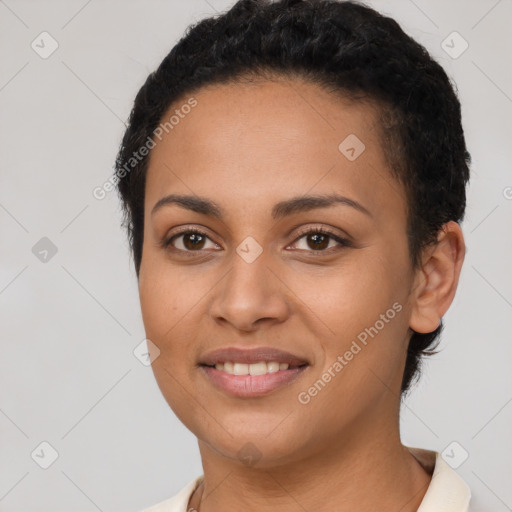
[138,76,465,512]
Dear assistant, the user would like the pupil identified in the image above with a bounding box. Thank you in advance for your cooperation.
[185,233,204,250]
[309,233,328,250]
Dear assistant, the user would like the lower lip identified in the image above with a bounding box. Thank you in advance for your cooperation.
[200,365,308,398]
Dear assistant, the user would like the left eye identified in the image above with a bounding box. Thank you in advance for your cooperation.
[289,229,350,252]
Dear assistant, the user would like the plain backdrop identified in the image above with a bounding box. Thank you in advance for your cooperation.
[0,0,511,511]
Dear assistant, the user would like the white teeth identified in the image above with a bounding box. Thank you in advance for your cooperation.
[267,362,280,373]
[233,363,249,375]
[249,362,267,376]
[213,361,290,375]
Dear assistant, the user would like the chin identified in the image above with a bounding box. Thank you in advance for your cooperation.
[198,431,310,470]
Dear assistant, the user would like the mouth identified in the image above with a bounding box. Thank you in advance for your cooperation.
[198,347,310,397]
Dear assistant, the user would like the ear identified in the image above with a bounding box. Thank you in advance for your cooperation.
[409,221,466,334]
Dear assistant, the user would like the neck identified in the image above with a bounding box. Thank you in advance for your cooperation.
[190,407,432,512]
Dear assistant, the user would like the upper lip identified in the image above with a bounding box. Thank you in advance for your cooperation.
[199,347,309,367]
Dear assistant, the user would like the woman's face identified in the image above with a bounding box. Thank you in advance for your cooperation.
[139,78,417,466]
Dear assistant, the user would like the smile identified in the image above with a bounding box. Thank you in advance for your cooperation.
[209,361,293,375]
[198,346,310,397]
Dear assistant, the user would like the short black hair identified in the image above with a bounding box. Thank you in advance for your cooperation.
[114,0,471,395]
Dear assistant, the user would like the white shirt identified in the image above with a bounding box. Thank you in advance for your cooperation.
[140,448,472,512]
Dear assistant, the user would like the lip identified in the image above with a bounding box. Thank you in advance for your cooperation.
[199,346,309,367]
[200,365,309,398]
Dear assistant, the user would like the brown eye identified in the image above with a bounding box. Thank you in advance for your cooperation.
[290,228,352,253]
[305,232,330,250]
[164,229,219,252]
[181,232,206,250]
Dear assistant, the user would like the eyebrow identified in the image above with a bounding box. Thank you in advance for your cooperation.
[150,193,372,220]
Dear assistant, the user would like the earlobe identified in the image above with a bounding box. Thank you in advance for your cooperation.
[409,221,466,334]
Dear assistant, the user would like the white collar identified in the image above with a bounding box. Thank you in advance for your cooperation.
[408,447,471,512]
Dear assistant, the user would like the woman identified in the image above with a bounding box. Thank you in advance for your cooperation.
[114,0,472,510]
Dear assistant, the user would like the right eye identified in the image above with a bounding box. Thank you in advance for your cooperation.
[163,228,221,254]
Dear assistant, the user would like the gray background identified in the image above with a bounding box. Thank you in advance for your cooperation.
[0,0,510,511]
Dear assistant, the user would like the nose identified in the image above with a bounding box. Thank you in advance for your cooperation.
[209,249,290,332]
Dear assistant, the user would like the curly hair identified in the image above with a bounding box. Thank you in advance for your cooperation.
[114,0,470,395]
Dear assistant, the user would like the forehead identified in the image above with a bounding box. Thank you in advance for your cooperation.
[151,78,380,162]
[144,78,405,225]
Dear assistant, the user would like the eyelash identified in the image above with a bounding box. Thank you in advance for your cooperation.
[162,226,352,257]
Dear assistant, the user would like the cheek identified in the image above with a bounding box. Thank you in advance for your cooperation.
[295,249,410,375]
[292,257,395,335]
[139,265,200,420]
[138,258,211,384]
[138,257,194,341]
[138,277,169,341]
